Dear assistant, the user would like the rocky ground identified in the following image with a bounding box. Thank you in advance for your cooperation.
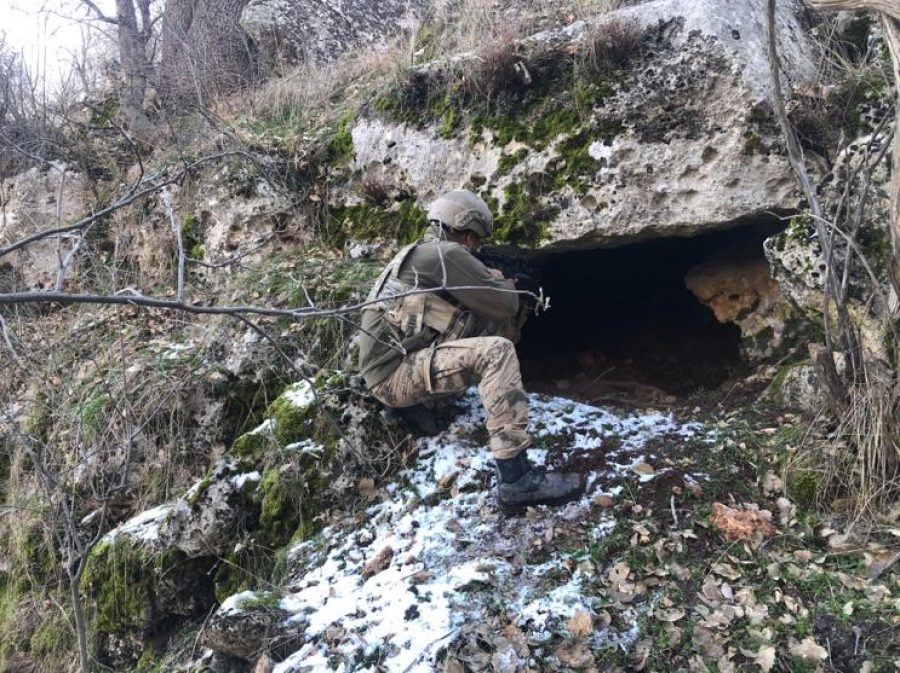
[184,382,899,673]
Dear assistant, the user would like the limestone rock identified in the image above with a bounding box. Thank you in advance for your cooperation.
[768,362,822,412]
[203,591,295,660]
[351,0,816,250]
[197,159,296,264]
[241,0,431,67]
[685,251,796,360]
[0,163,87,290]
[166,461,263,557]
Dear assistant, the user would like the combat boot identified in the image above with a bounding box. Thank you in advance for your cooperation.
[495,452,584,514]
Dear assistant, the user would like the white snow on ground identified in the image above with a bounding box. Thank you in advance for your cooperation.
[282,380,316,409]
[241,390,706,673]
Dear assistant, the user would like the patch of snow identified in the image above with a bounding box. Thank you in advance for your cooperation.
[230,471,262,489]
[230,389,708,672]
[104,503,173,544]
[249,418,275,436]
[281,380,316,409]
[283,439,324,456]
[218,590,260,616]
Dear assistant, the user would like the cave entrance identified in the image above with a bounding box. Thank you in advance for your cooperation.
[497,219,785,404]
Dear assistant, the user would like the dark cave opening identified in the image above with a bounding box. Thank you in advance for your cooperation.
[492,219,786,402]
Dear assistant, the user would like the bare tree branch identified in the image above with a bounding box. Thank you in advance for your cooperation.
[0,151,251,260]
[161,187,186,302]
[76,0,118,24]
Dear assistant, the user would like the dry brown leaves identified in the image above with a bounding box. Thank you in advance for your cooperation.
[362,545,393,578]
[709,502,777,542]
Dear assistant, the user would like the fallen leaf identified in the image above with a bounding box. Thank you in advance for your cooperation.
[709,502,776,541]
[608,561,631,585]
[711,562,741,581]
[755,646,775,673]
[357,478,376,499]
[656,608,685,622]
[568,610,593,638]
[762,472,782,495]
[443,657,465,673]
[632,463,656,477]
[438,471,460,490]
[594,494,615,509]
[864,549,900,579]
[555,639,594,669]
[776,497,796,526]
[362,546,393,578]
[788,636,828,661]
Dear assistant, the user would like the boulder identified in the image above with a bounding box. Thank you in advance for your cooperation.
[241,0,432,67]
[0,163,87,290]
[202,591,296,661]
[351,0,818,250]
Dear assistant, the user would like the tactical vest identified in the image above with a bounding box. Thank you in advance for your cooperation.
[363,243,477,347]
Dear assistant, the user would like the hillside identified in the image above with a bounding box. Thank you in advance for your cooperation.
[0,1,898,672]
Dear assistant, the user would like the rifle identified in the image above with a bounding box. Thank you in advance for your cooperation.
[474,246,541,296]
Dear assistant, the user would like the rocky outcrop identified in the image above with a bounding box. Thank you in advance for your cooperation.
[241,0,431,67]
[0,163,86,290]
[685,250,796,360]
[350,0,817,250]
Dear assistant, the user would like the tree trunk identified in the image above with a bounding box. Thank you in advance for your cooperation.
[115,0,156,141]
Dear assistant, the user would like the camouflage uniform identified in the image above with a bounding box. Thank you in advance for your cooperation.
[358,229,531,459]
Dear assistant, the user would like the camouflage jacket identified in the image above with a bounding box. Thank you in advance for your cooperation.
[358,232,519,389]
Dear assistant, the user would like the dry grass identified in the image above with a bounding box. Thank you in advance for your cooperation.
[786,362,900,518]
[217,0,632,147]
[578,17,644,77]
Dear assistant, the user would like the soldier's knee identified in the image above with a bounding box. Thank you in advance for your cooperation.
[482,336,514,353]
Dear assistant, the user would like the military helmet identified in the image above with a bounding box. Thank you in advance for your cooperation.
[427,190,493,238]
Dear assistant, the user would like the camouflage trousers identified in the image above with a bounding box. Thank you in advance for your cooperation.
[370,336,531,460]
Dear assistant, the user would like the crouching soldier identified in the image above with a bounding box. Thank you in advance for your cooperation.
[358,189,583,512]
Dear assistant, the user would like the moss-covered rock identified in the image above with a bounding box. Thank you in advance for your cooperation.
[80,534,216,668]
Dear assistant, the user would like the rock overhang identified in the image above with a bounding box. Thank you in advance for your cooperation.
[349,0,816,253]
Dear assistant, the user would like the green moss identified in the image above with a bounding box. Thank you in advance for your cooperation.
[374,47,618,155]
[327,113,356,163]
[213,543,275,604]
[497,148,528,175]
[28,610,75,662]
[411,23,441,65]
[231,427,275,463]
[551,129,601,196]
[135,648,163,673]
[491,182,557,247]
[181,214,204,261]
[234,591,282,611]
[266,381,318,446]
[769,358,812,394]
[80,538,156,635]
[24,393,50,444]
[80,388,110,441]
[258,462,328,548]
[81,535,215,653]
[438,101,462,139]
[468,174,487,189]
[786,468,818,510]
[327,198,428,248]
[186,473,213,507]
